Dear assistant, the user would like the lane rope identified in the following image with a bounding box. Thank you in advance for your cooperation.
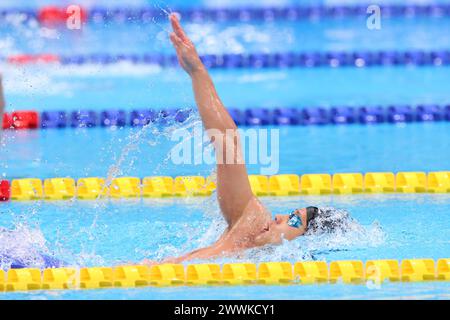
[1,172,449,202]
[2,104,450,130]
[3,50,450,68]
[1,258,449,292]
[2,4,450,26]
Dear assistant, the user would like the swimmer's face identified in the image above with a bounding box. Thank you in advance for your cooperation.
[254,208,308,245]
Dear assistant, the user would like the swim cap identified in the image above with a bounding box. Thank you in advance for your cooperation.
[307,207,351,233]
[306,206,319,228]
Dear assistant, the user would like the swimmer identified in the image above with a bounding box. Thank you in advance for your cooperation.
[143,14,349,265]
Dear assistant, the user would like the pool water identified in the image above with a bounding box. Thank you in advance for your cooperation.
[1,0,450,299]
[2,122,450,179]
[1,194,450,299]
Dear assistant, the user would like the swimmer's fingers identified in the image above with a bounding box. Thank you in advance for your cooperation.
[169,13,189,43]
[170,33,185,63]
[169,20,202,74]
[170,32,183,48]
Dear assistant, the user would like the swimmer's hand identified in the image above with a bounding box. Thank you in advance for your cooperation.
[169,13,204,76]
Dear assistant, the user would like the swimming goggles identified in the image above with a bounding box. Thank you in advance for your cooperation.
[287,210,303,228]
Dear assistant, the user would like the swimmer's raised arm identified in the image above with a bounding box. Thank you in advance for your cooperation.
[169,15,236,133]
[169,14,258,227]
[141,15,320,266]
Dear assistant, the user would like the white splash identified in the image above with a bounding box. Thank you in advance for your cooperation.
[0,224,52,270]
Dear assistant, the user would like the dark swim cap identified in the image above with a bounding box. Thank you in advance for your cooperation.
[306,206,319,228]
[306,207,351,233]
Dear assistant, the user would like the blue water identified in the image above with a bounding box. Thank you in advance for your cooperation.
[3,67,450,111]
[1,194,450,299]
[3,18,450,55]
[1,122,450,179]
[1,0,450,299]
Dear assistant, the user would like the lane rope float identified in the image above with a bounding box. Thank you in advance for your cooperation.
[1,171,449,202]
[2,4,450,26]
[1,258,449,292]
[2,104,450,130]
[3,50,450,68]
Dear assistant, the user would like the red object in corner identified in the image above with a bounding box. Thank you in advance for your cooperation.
[8,54,59,64]
[0,180,10,201]
[2,113,13,129]
[11,111,39,129]
[36,54,60,63]
[38,6,66,25]
[7,54,35,64]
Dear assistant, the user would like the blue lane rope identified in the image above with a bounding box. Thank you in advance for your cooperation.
[18,104,450,129]
[1,4,450,24]
[3,50,446,68]
[85,5,450,23]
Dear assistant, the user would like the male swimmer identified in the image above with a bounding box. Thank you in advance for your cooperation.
[143,14,348,265]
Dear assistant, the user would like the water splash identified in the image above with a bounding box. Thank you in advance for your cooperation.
[0,224,52,270]
[104,124,152,186]
[245,207,385,263]
[176,206,385,264]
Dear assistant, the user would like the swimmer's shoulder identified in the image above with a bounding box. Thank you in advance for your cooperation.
[226,197,271,239]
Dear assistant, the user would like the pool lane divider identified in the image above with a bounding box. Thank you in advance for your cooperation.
[4,50,450,68]
[1,258,449,292]
[1,172,450,202]
[3,4,450,26]
[2,104,450,130]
